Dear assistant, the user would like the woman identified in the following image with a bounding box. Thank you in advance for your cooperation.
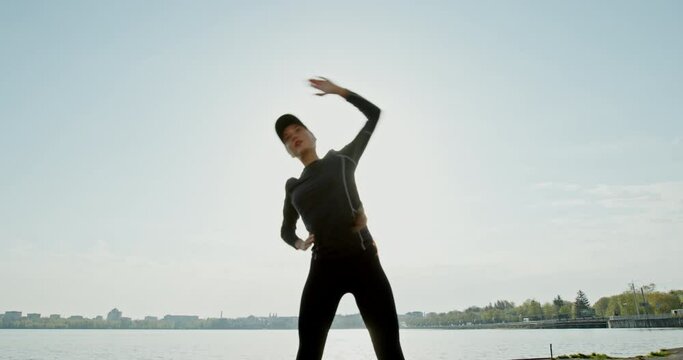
[276,77,405,360]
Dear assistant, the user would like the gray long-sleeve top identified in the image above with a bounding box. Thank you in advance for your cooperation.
[280,91,380,258]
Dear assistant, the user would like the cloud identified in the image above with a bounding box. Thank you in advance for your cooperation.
[587,184,663,209]
[535,181,683,223]
[549,199,589,207]
[534,182,581,192]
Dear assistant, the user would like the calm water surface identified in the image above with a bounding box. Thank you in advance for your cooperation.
[0,328,681,360]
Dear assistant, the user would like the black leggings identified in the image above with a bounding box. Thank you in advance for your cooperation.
[296,248,405,360]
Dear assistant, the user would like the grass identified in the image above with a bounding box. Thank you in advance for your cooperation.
[555,349,671,359]
[556,353,615,359]
[649,349,670,357]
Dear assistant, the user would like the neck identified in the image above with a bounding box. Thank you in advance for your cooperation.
[299,149,319,167]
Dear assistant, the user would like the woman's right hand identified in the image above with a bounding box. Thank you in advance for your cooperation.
[295,233,315,250]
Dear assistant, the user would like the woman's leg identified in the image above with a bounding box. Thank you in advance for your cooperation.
[296,261,345,360]
[352,254,405,360]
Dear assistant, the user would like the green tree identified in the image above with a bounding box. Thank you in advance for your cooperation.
[462,306,482,324]
[670,290,683,303]
[559,301,573,320]
[542,302,555,320]
[593,297,610,317]
[605,296,622,317]
[482,301,516,323]
[519,299,543,320]
[647,292,682,315]
[553,295,566,319]
[574,290,593,318]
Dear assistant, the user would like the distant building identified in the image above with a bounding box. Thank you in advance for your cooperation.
[94,316,103,321]
[68,315,84,320]
[163,315,199,321]
[163,315,199,326]
[107,308,122,321]
[3,311,22,321]
[144,316,158,321]
[49,314,61,319]
[27,313,40,320]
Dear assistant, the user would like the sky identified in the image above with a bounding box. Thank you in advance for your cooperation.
[1,0,682,320]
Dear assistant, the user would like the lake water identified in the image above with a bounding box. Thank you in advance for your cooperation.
[0,328,681,359]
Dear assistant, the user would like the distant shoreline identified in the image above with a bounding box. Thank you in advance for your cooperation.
[3,309,682,330]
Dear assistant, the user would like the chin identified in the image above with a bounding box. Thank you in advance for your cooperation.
[298,145,312,154]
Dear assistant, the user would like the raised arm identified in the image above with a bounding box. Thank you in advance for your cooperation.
[308,77,381,164]
[339,91,380,163]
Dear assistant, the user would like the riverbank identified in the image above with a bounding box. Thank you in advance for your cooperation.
[513,347,683,360]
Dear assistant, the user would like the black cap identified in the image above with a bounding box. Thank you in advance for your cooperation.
[275,114,307,143]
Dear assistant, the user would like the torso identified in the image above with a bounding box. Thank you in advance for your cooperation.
[287,150,373,258]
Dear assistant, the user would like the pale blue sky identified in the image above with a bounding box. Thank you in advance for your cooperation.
[1,1,682,319]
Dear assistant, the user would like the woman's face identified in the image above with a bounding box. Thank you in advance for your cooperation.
[282,124,316,158]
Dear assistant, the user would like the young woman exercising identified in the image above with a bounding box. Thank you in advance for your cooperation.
[276,77,405,360]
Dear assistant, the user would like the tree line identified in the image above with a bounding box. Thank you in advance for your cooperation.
[2,284,681,329]
[402,284,683,328]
